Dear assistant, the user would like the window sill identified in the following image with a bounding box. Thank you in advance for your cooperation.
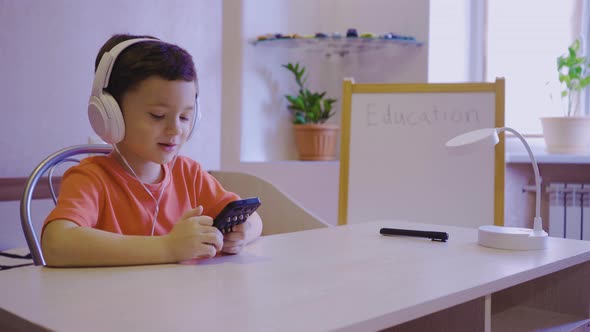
[506,137,590,164]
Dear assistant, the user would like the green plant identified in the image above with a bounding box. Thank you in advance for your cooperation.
[282,62,337,124]
[557,39,590,116]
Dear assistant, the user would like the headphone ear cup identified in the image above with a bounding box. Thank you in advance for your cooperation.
[88,93,125,144]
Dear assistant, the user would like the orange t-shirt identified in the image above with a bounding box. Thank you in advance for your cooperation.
[43,154,239,236]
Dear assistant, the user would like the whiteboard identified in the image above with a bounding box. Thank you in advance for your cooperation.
[338,80,505,228]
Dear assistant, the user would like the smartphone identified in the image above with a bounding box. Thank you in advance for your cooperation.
[213,197,261,233]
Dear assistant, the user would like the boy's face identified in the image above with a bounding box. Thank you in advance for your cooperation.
[117,76,197,166]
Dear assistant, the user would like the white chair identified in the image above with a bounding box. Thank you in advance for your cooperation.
[208,171,330,236]
[20,145,330,266]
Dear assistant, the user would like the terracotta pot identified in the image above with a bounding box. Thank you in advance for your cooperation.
[293,124,339,161]
[540,117,590,154]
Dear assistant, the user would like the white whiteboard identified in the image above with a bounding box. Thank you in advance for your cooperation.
[338,80,505,228]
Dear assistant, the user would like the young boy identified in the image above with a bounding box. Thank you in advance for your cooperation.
[41,34,262,267]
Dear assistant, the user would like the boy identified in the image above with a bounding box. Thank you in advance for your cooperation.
[41,34,262,267]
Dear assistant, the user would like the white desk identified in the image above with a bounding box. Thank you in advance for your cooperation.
[1,220,590,332]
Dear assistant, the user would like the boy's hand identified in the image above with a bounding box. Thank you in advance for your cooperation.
[165,206,223,261]
[221,220,251,254]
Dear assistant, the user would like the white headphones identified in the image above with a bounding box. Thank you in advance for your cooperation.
[88,38,201,144]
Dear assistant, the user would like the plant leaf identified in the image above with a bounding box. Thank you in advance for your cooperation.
[282,62,338,123]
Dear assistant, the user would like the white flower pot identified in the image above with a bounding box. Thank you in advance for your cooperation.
[540,117,590,154]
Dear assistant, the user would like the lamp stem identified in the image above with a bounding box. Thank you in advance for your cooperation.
[498,127,543,232]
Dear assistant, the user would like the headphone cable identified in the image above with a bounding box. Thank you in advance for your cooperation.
[112,145,178,236]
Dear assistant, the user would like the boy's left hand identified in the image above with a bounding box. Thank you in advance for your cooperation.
[221,220,251,254]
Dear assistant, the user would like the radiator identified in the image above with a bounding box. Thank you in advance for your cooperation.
[547,183,590,240]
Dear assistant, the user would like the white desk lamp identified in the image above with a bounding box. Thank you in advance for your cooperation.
[446,127,548,250]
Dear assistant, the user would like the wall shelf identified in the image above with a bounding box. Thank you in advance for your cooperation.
[249,37,423,57]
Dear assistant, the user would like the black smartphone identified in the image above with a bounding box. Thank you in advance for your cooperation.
[213,197,261,233]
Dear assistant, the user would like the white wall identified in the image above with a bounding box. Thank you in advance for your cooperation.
[0,0,222,250]
[222,0,430,224]
[0,0,222,178]
[428,0,474,82]
[241,0,430,162]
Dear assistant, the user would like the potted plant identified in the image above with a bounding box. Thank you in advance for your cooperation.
[541,38,590,154]
[282,62,339,160]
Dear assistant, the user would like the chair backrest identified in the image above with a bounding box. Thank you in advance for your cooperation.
[208,171,330,236]
[20,144,112,266]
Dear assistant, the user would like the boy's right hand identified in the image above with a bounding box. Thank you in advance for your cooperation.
[165,206,223,262]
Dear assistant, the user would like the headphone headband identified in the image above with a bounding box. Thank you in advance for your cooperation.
[91,38,156,97]
[88,37,200,144]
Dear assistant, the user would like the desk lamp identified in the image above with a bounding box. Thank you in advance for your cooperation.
[446,127,548,250]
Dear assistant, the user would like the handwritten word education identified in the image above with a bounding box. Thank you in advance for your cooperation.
[365,103,480,127]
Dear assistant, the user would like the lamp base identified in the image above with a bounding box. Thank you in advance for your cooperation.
[478,225,548,250]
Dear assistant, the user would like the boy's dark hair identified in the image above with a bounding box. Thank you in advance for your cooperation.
[94,34,197,105]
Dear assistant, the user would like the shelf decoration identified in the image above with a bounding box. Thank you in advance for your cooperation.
[250,28,423,57]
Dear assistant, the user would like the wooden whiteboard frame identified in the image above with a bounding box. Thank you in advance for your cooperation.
[338,79,505,226]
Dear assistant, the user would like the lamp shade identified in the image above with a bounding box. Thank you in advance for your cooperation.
[445,128,499,153]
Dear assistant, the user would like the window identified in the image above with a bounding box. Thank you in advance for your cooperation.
[486,0,586,134]
[429,0,589,135]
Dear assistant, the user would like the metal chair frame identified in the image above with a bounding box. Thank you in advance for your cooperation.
[20,144,112,266]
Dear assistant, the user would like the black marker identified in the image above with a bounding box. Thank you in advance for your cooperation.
[380,228,449,242]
